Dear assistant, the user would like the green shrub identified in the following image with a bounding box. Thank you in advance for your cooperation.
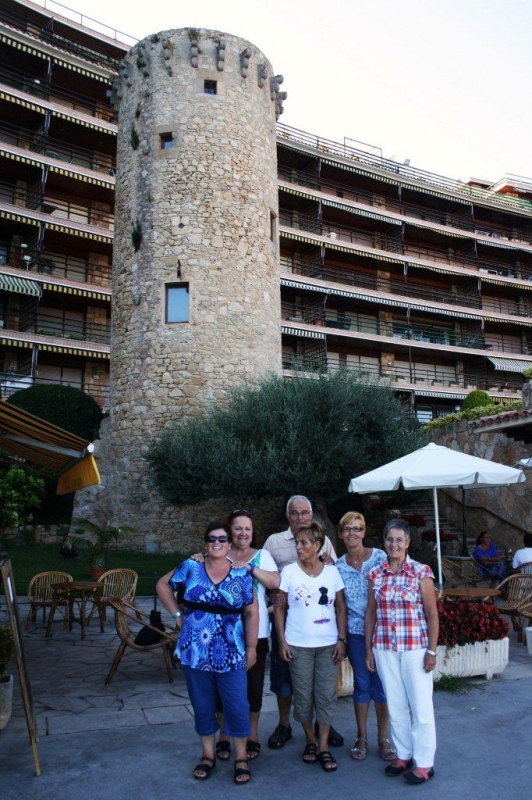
[7,384,103,441]
[461,390,492,412]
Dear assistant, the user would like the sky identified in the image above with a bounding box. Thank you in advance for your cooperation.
[43,0,532,183]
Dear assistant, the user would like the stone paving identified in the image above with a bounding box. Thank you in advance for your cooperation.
[1,596,532,799]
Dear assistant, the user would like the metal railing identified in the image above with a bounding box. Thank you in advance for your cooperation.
[0,119,115,175]
[0,370,109,406]
[31,311,110,344]
[277,123,532,215]
[279,208,532,280]
[0,63,114,122]
[3,246,111,287]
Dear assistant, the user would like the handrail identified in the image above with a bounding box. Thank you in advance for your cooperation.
[440,489,529,537]
[277,123,532,215]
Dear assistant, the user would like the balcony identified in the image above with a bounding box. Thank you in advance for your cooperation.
[280,256,482,311]
[2,311,110,346]
[0,370,109,407]
[0,118,116,175]
[279,208,531,280]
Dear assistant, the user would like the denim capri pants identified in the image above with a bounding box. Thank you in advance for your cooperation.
[182,666,251,738]
[346,633,386,704]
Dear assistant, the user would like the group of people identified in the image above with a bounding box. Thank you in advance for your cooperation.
[156,495,439,786]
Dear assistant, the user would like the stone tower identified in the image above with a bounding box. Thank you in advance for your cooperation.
[76,29,285,549]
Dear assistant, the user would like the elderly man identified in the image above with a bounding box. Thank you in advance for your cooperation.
[263,494,344,750]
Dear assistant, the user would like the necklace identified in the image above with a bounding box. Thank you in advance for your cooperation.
[347,549,368,569]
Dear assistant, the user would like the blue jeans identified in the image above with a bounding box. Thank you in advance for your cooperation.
[182,666,251,738]
[346,633,386,704]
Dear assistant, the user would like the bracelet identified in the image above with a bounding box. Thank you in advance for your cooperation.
[426,649,437,656]
[172,610,182,620]
[248,563,255,574]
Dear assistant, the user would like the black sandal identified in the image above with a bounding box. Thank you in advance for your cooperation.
[234,758,251,784]
[302,742,318,763]
[247,740,261,760]
[216,740,231,761]
[193,756,215,780]
[316,751,337,772]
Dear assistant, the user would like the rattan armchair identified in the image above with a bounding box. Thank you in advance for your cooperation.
[26,571,73,629]
[442,558,487,588]
[496,574,532,643]
[515,561,532,575]
[88,568,138,626]
[105,599,179,684]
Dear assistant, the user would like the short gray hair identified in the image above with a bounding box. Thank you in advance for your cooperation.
[286,495,312,515]
[383,518,411,541]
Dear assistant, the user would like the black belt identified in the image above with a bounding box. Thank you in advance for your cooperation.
[184,600,242,615]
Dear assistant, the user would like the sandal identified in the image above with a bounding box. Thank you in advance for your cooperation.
[267,723,292,749]
[378,738,397,761]
[246,740,261,760]
[350,737,367,761]
[193,756,215,780]
[385,757,413,777]
[216,740,231,761]
[403,767,435,784]
[316,750,337,772]
[234,758,251,784]
[302,742,318,763]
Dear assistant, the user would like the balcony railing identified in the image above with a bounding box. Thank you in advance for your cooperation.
[0,119,116,175]
[280,355,523,394]
[277,123,532,214]
[0,63,114,122]
[2,246,111,287]
[0,4,123,70]
[280,256,482,310]
[0,370,109,406]
[278,165,532,246]
[279,208,531,280]
[0,179,113,231]
[31,312,110,345]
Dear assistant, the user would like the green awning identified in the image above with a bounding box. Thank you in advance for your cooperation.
[0,274,42,298]
[487,356,532,373]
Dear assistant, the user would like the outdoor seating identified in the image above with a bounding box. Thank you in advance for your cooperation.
[25,571,73,629]
[88,568,138,626]
[495,574,532,643]
[442,557,487,588]
[515,561,532,575]
[105,599,179,684]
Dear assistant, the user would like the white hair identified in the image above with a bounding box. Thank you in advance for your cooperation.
[285,495,312,515]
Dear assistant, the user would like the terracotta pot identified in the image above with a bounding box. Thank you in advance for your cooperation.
[90,566,109,581]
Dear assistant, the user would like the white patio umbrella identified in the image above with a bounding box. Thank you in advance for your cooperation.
[348,442,526,588]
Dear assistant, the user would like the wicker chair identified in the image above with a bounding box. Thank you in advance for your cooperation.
[515,561,532,575]
[105,599,178,684]
[88,568,138,626]
[495,574,532,643]
[26,571,73,629]
[442,558,487,588]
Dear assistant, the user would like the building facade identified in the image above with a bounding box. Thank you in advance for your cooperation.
[1,1,532,544]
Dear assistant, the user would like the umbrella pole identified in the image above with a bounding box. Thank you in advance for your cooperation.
[433,487,443,590]
[460,487,469,557]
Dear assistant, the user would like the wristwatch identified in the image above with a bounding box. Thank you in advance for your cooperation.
[338,637,347,646]
[426,649,437,656]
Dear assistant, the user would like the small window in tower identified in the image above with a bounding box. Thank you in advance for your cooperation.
[160,132,174,150]
[166,283,189,323]
[204,80,217,95]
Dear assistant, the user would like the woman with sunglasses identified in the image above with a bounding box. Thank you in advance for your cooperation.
[336,512,395,763]
[157,521,258,784]
[215,509,279,762]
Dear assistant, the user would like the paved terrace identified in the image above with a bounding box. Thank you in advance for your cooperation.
[1,596,531,799]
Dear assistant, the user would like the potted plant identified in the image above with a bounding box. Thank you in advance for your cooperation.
[433,599,510,681]
[71,518,137,580]
[0,624,15,730]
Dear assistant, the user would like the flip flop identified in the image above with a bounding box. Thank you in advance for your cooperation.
[350,737,367,760]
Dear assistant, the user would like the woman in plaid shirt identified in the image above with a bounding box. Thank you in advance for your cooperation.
[365,519,439,785]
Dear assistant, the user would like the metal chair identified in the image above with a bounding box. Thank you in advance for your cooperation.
[105,599,178,684]
[495,574,532,643]
[26,571,73,629]
[88,568,138,626]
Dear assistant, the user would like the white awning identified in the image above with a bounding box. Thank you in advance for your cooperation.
[487,357,532,373]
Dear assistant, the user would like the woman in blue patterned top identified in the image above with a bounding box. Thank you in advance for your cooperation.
[157,521,258,784]
[336,512,395,763]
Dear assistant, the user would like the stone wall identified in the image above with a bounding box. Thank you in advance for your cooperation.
[74,29,285,550]
[432,420,532,551]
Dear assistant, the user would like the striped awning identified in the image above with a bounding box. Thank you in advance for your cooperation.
[0,33,114,83]
[0,401,100,492]
[281,324,326,340]
[0,274,42,297]
[487,357,532,373]
[42,282,111,300]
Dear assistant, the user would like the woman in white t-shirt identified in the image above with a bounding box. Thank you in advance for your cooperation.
[274,521,347,772]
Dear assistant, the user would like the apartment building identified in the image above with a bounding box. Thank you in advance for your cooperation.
[2,0,532,423]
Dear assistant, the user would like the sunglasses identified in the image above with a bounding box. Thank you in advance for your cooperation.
[206,535,229,543]
[232,508,251,515]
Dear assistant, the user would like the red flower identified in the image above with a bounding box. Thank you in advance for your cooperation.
[437,599,509,647]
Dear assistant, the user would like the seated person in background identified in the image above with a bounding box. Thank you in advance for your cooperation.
[512,533,532,572]
[473,531,506,582]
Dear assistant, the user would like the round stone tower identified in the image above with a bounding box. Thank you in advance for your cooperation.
[76,29,285,548]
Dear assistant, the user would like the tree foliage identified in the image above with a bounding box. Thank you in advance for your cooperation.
[7,384,103,440]
[0,465,45,531]
[146,372,424,506]
[461,390,492,412]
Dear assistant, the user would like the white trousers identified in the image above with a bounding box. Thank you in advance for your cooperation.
[373,648,436,768]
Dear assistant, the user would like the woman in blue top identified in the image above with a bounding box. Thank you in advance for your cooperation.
[157,521,258,784]
[473,531,506,583]
[336,512,395,763]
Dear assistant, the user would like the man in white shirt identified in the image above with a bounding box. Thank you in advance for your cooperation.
[263,494,344,749]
